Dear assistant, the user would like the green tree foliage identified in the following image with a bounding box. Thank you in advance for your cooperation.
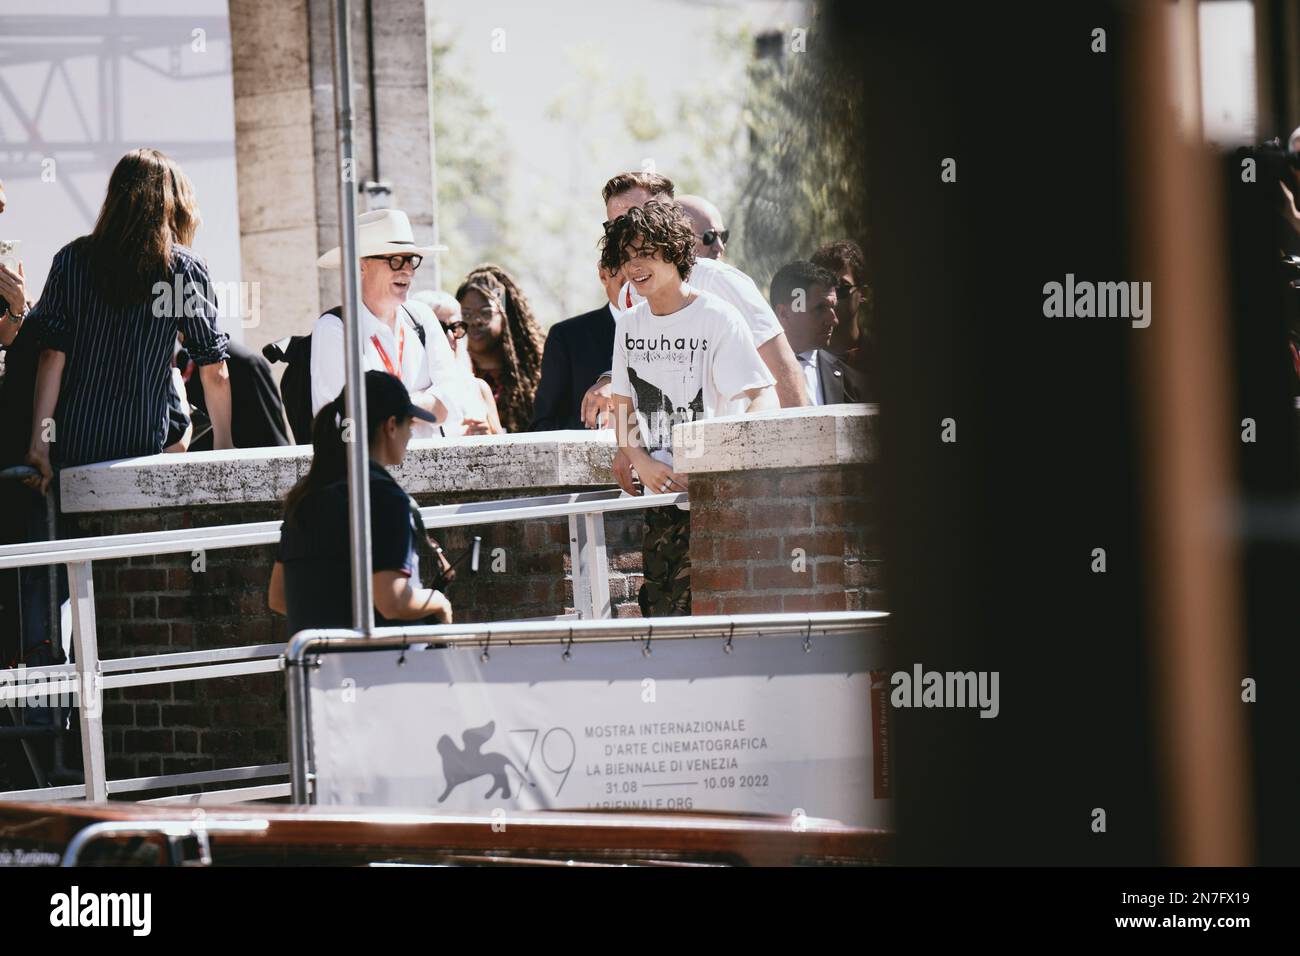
[426,5,867,335]
[429,21,517,291]
[730,16,870,334]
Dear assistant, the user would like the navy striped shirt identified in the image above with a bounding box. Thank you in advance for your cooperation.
[29,239,229,468]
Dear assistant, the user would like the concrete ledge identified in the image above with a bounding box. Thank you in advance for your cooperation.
[58,406,876,512]
[673,404,878,474]
[59,430,617,513]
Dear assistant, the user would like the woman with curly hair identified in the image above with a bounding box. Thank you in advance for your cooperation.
[454,264,545,433]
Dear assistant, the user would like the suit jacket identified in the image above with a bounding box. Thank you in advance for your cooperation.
[531,304,616,431]
[815,349,871,405]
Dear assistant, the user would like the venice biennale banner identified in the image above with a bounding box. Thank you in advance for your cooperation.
[307,627,890,828]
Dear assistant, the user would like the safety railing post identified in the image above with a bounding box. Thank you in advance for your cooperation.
[66,560,106,801]
[46,477,59,667]
[568,514,592,619]
[285,648,313,805]
[329,0,375,637]
[582,513,611,619]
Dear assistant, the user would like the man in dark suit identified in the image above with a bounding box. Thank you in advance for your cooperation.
[769,260,870,405]
[531,264,622,430]
[811,239,869,371]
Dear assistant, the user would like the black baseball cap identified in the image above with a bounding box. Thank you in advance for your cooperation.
[360,370,439,425]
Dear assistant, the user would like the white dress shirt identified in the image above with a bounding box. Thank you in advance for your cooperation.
[309,298,462,436]
[797,349,824,406]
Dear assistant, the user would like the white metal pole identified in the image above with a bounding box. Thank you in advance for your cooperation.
[286,649,311,803]
[330,0,375,635]
[67,561,106,801]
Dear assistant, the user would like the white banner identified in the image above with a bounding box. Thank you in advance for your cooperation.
[308,628,891,828]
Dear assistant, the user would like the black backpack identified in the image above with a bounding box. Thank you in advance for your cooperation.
[264,305,427,444]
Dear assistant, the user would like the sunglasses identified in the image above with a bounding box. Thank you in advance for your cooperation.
[701,228,730,247]
[441,320,468,339]
[365,254,423,271]
[835,282,863,300]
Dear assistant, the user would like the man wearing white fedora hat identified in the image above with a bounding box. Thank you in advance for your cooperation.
[311,209,468,436]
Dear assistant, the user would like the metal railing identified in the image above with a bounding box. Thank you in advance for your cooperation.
[62,817,271,867]
[0,466,74,789]
[0,487,683,804]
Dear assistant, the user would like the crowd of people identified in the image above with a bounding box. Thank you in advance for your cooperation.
[0,152,873,641]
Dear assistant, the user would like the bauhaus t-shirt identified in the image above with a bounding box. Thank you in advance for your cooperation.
[610,290,773,466]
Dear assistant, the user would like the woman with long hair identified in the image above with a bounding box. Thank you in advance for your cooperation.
[454,264,546,433]
[23,148,232,493]
[268,371,452,635]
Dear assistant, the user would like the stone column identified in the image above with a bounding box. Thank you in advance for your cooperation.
[228,0,441,351]
[228,0,321,353]
[308,0,440,309]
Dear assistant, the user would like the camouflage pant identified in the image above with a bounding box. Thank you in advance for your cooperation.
[639,505,691,617]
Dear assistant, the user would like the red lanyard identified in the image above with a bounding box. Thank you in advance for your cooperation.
[371,321,405,380]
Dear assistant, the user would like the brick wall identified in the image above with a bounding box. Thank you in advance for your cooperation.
[687,464,883,615]
[41,486,643,797]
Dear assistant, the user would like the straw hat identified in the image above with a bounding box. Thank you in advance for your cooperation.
[316,209,447,268]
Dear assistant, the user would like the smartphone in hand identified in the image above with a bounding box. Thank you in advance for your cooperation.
[0,240,19,274]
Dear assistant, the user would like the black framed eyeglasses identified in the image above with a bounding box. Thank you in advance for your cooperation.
[701,228,730,247]
[835,282,863,300]
[365,253,423,271]
[441,320,468,339]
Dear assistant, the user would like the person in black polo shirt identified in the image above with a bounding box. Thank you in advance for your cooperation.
[267,370,452,635]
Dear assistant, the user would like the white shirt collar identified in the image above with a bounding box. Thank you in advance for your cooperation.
[362,300,399,339]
